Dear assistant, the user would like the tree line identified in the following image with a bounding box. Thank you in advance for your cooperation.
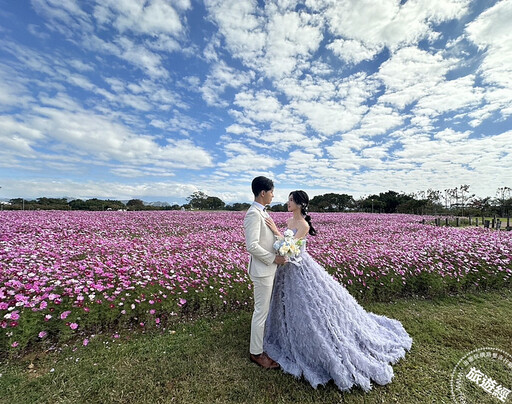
[2,186,511,217]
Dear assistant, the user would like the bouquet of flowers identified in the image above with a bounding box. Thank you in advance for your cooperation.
[273,229,305,263]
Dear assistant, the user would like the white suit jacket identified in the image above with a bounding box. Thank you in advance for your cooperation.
[243,204,277,278]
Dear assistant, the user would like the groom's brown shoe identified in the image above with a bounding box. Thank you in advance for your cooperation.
[250,352,280,369]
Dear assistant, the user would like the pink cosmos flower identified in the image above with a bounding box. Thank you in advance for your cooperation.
[178,298,187,306]
[11,342,18,348]
[60,311,71,320]
[38,331,48,338]
[83,338,89,346]
[69,322,78,330]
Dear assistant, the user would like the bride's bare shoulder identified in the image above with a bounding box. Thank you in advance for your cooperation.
[298,218,309,231]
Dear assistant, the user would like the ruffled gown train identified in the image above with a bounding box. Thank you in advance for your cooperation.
[263,244,412,392]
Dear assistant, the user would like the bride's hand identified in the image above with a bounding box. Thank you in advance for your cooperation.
[265,216,280,236]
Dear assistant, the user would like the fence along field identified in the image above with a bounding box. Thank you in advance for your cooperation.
[1,210,511,352]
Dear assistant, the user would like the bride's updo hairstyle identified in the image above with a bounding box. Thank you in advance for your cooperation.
[290,190,317,236]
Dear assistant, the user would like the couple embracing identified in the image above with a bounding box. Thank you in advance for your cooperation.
[243,176,412,392]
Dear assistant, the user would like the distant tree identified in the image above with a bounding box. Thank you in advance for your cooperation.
[397,198,428,214]
[468,197,492,217]
[379,191,409,213]
[126,199,145,211]
[69,199,88,210]
[8,198,29,210]
[226,202,251,211]
[187,191,209,210]
[186,191,226,210]
[35,197,69,209]
[310,193,355,212]
[457,185,474,215]
[359,195,384,213]
[205,196,225,210]
[496,187,512,217]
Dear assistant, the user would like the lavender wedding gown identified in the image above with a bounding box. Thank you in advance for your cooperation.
[263,230,412,392]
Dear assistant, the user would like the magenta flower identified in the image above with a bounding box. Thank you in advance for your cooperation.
[60,311,71,320]
[38,331,47,338]
[83,338,89,346]
[69,322,78,330]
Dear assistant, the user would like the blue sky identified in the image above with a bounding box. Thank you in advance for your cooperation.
[0,0,511,205]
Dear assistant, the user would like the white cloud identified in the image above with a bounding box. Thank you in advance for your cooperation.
[377,47,456,109]
[465,0,512,119]
[149,110,212,136]
[316,0,470,62]
[232,90,287,124]
[201,61,254,107]
[327,39,379,65]
[276,75,337,101]
[205,0,266,62]
[353,104,405,137]
[0,177,199,200]
[115,36,169,79]
[68,58,94,72]
[217,142,281,173]
[93,0,190,37]
[0,64,34,110]
[291,98,365,136]
[206,0,323,79]
[1,92,214,172]
[413,74,483,118]
[31,0,93,35]
[261,5,323,78]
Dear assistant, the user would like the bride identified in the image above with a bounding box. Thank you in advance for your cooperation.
[263,190,413,392]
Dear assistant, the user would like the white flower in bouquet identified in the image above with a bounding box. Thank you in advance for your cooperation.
[273,230,305,263]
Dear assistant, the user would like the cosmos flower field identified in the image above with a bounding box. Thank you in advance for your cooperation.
[1,211,511,352]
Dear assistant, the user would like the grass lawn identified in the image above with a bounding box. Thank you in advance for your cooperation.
[1,288,511,404]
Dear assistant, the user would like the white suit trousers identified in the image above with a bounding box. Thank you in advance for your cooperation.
[250,274,275,355]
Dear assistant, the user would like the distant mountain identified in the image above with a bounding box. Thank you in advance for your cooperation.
[144,201,171,207]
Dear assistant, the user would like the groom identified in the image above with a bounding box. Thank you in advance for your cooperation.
[244,176,286,369]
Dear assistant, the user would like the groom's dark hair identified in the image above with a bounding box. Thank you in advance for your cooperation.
[251,176,274,197]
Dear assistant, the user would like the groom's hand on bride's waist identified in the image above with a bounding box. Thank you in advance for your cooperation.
[274,255,287,265]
